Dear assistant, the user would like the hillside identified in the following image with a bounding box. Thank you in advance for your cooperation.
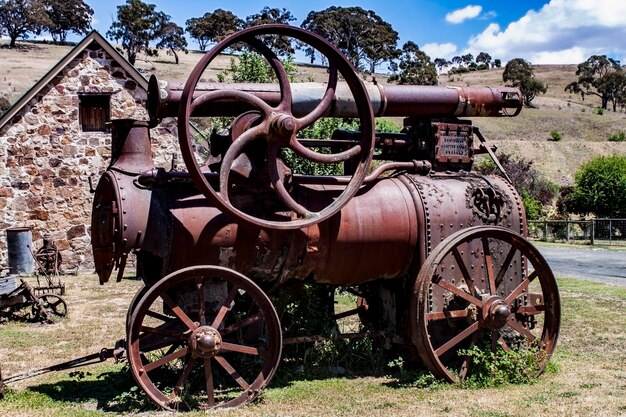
[1,41,625,186]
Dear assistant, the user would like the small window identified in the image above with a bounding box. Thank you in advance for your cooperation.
[79,94,111,132]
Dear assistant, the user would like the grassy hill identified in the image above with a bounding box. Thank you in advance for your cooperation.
[1,41,625,186]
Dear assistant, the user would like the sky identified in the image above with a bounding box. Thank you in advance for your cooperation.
[56,0,626,65]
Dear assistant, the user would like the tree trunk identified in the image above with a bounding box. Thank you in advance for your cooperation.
[171,48,179,64]
[128,51,136,65]
[9,36,17,48]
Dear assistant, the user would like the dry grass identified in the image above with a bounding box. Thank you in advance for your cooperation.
[0,274,624,416]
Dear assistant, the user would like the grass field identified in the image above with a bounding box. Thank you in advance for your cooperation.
[0,274,624,417]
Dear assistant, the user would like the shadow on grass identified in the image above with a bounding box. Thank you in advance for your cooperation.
[29,367,156,413]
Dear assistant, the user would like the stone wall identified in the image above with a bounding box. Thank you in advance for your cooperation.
[0,41,179,272]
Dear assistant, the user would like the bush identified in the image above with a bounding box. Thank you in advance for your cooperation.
[562,155,626,217]
[475,153,558,207]
[459,344,546,387]
[608,131,625,142]
[548,130,562,141]
[593,107,604,115]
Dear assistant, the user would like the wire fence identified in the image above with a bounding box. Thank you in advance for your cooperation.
[528,219,626,246]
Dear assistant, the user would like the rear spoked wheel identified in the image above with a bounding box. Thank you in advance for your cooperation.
[127,266,282,410]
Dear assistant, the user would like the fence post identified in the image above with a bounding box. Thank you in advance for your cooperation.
[590,220,595,245]
[544,220,548,241]
[609,219,613,245]
[566,219,570,243]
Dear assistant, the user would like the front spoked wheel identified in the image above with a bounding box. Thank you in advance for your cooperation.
[127,266,282,410]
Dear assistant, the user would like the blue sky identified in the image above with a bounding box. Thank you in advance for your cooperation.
[73,1,626,64]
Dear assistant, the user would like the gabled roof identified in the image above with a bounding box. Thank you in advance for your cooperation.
[0,30,148,130]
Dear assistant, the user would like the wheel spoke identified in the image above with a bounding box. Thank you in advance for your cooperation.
[160,293,198,331]
[424,309,470,321]
[434,276,483,307]
[172,357,197,399]
[267,144,310,217]
[434,321,480,357]
[214,355,250,390]
[144,347,189,373]
[514,305,546,314]
[246,36,292,112]
[204,358,215,406]
[220,342,260,356]
[221,312,263,336]
[495,245,517,287]
[146,309,173,323]
[505,270,539,304]
[297,62,337,128]
[211,285,240,329]
[482,236,497,294]
[506,317,536,342]
[451,247,477,297]
[140,325,186,340]
[219,126,267,203]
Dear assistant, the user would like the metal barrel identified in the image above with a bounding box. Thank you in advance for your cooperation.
[147,75,522,125]
[6,227,33,275]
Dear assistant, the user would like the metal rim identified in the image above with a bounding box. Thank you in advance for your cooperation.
[177,24,375,230]
[411,226,560,382]
[33,294,67,319]
[127,265,282,410]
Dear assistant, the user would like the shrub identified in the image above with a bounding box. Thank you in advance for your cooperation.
[459,344,546,387]
[593,107,604,115]
[608,131,625,142]
[548,130,562,141]
[562,155,626,217]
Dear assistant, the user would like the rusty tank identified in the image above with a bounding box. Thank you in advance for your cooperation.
[90,25,560,410]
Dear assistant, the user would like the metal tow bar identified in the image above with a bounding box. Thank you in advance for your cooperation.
[0,339,126,397]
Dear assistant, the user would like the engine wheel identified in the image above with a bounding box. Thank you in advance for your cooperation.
[127,266,282,410]
[178,24,375,230]
[411,226,560,382]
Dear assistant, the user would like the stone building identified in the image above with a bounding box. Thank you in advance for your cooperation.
[0,31,178,272]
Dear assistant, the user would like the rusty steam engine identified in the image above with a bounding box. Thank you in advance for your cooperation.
[90,26,560,409]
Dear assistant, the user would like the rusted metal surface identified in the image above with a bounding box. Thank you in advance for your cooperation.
[149,79,522,123]
[85,24,559,411]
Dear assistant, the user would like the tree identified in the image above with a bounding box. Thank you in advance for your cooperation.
[301,6,399,72]
[493,58,502,68]
[434,57,449,73]
[245,7,296,56]
[185,9,243,51]
[0,0,49,48]
[561,155,626,217]
[156,21,186,64]
[388,41,437,85]
[451,55,462,67]
[503,58,547,106]
[565,55,626,111]
[42,0,92,44]
[461,53,474,67]
[106,0,165,65]
[476,52,492,67]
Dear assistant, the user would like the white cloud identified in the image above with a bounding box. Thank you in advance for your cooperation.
[467,0,626,64]
[421,42,458,60]
[446,5,482,24]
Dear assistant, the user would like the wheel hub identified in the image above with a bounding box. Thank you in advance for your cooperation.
[480,296,511,330]
[189,326,222,358]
